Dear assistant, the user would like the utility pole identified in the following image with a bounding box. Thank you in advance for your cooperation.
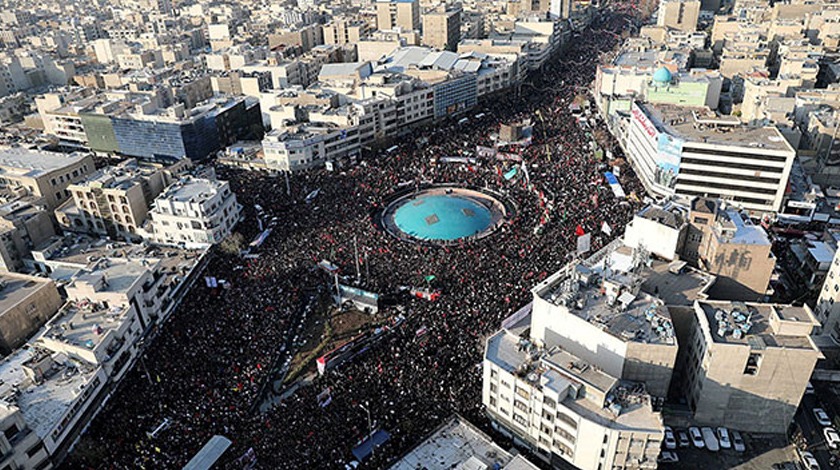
[284,171,291,196]
[354,236,361,283]
[360,402,373,458]
[364,250,370,281]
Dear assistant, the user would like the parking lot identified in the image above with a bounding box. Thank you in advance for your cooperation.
[657,427,798,469]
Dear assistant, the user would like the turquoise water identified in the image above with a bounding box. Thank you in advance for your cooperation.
[393,194,493,241]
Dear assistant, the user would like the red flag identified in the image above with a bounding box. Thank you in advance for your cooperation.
[575,225,585,236]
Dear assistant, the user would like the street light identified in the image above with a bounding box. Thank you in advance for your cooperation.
[359,402,374,457]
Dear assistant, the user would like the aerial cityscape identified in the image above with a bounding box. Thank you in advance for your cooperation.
[1,0,840,468]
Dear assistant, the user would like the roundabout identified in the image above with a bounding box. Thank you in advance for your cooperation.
[381,187,509,244]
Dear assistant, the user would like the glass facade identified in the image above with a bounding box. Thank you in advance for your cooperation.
[433,74,477,118]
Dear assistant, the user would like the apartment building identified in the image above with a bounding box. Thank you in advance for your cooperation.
[0,148,95,211]
[0,197,56,273]
[56,159,186,242]
[680,300,821,433]
[484,240,680,469]
[0,273,62,356]
[422,7,462,52]
[323,18,371,45]
[376,0,421,32]
[657,0,700,32]
[143,177,242,246]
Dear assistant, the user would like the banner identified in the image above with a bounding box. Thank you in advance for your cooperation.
[577,232,591,255]
[655,134,683,189]
[604,172,626,199]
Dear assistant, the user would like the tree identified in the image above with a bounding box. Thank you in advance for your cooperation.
[219,232,245,255]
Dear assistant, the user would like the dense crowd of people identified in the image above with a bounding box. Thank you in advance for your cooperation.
[66,5,648,469]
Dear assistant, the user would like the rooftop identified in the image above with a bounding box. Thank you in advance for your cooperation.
[532,241,676,345]
[486,326,663,430]
[640,260,715,306]
[697,300,819,350]
[0,348,100,440]
[390,415,539,470]
[0,274,54,314]
[636,102,794,153]
[41,300,131,352]
[157,177,225,204]
[0,148,88,178]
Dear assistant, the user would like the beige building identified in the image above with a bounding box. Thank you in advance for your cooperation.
[815,245,840,339]
[422,7,462,51]
[683,198,775,301]
[682,300,821,433]
[0,273,62,356]
[0,148,95,211]
[323,18,371,45]
[376,0,421,32]
[483,240,681,470]
[56,159,186,242]
[657,0,700,32]
[0,197,55,273]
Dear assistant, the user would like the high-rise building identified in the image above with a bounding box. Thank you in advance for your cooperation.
[657,0,700,32]
[679,300,821,433]
[422,7,461,51]
[376,0,421,32]
[625,101,796,214]
[483,240,679,469]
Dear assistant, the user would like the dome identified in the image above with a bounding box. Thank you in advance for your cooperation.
[392,194,493,241]
[652,67,673,84]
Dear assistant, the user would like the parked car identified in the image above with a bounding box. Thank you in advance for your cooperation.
[825,427,840,449]
[664,426,677,450]
[677,430,690,448]
[689,427,705,448]
[657,451,679,463]
[731,430,745,452]
[814,408,832,427]
[806,382,816,395]
[701,427,720,452]
[717,427,731,449]
[800,450,820,470]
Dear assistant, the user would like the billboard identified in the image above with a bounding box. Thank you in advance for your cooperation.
[631,102,658,140]
[655,133,683,189]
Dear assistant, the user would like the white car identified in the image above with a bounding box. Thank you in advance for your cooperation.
[806,382,816,395]
[701,427,720,452]
[800,450,820,470]
[814,408,832,427]
[677,430,690,448]
[657,451,679,463]
[717,427,731,449]
[731,430,745,452]
[688,427,705,448]
[663,426,677,450]
[824,427,840,449]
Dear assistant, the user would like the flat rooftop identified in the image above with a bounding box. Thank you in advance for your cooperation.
[637,204,685,229]
[640,260,715,306]
[637,102,794,153]
[390,415,538,470]
[534,242,676,346]
[159,177,224,203]
[486,327,663,430]
[697,301,818,350]
[0,148,87,178]
[42,300,131,351]
[0,274,52,314]
[0,348,99,440]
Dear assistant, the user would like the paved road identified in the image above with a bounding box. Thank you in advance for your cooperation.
[796,390,837,469]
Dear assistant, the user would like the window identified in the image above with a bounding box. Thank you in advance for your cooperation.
[542,410,553,421]
[26,441,44,458]
[556,411,577,430]
[490,383,498,393]
[3,423,19,440]
[490,369,498,379]
[744,353,762,375]
[513,414,528,427]
[543,396,556,409]
[490,397,497,407]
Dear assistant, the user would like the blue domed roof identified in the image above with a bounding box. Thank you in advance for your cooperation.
[393,194,493,241]
[653,67,673,84]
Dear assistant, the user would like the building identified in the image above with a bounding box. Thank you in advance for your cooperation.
[423,7,462,52]
[262,123,359,172]
[623,201,688,261]
[0,273,62,356]
[0,148,95,211]
[683,198,775,300]
[376,0,421,32]
[680,300,821,433]
[657,0,700,32]
[323,18,371,45]
[816,246,840,339]
[0,197,56,273]
[624,101,796,214]
[390,415,539,469]
[55,159,187,242]
[142,176,242,246]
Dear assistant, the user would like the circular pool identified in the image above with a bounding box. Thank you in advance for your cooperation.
[382,187,507,243]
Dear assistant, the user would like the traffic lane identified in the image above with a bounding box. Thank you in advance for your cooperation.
[795,399,835,469]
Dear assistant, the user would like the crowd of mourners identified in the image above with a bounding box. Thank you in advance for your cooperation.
[65,4,649,469]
